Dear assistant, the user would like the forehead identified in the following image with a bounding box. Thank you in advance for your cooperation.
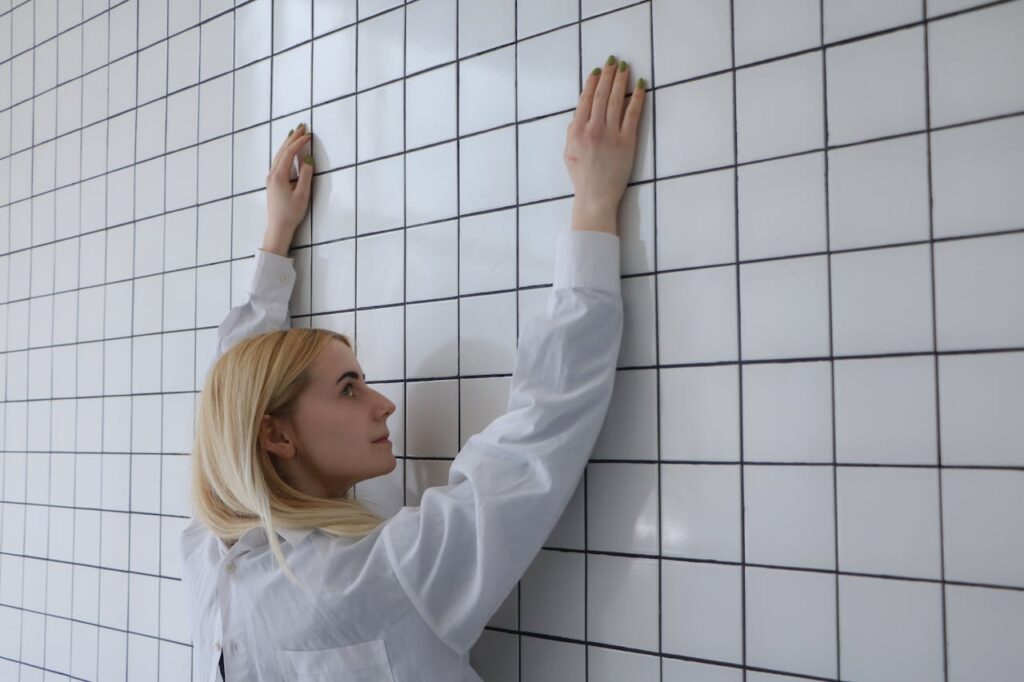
[315,339,362,377]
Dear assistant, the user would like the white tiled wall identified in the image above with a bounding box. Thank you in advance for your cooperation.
[0,0,1022,680]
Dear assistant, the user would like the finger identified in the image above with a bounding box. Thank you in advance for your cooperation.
[606,60,629,130]
[572,68,601,130]
[294,154,314,197]
[271,124,304,174]
[589,55,618,126]
[271,132,312,180]
[622,78,647,137]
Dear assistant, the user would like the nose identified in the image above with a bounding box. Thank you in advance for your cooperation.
[378,395,396,418]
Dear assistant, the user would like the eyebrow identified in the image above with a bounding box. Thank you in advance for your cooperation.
[337,371,366,384]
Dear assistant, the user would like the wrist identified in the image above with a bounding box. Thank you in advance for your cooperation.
[571,200,619,235]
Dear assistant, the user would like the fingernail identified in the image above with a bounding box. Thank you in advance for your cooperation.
[591,67,601,77]
[297,123,306,131]
[637,78,646,89]
[288,128,294,136]
[303,153,314,166]
[619,60,628,72]
[606,54,616,66]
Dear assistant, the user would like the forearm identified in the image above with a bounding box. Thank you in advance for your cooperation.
[261,223,293,257]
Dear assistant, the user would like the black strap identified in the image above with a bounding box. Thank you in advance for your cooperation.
[219,649,225,680]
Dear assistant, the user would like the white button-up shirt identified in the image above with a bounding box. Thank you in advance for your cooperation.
[180,229,624,681]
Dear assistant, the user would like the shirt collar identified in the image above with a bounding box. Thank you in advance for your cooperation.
[219,524,315,552]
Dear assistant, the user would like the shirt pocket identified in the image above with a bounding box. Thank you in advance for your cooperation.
[277,639,396,681]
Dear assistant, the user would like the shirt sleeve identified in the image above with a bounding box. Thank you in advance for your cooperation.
[381,229,624,656]
[203,248,297,378]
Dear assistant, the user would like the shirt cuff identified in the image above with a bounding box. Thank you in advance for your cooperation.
[250,248,296,305]
[552,230,621,295]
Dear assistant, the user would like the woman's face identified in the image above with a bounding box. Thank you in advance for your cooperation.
[262,339,397,498]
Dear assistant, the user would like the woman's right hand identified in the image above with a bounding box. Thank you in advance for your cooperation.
[564,55,646,236]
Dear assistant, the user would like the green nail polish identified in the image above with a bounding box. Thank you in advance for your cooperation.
[637,78,646,89]
[619,60,628,72]
[591,67,601,77]
[606,54,616,66]
[288,128,294,136]
[303,153,314,166]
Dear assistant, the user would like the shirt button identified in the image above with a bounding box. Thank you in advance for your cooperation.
[225,562,236,573]
[213,640,222,651]
[279,275,288,283]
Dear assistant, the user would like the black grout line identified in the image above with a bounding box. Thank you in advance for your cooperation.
[819,0,841,676]
[513,0,522,677]
[726,1,748,678]
[921,1,951,679]
[2,538,1021,594]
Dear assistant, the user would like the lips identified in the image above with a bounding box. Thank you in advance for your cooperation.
[373,434,390,443]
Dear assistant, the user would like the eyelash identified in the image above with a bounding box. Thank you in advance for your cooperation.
[341,384,355,397]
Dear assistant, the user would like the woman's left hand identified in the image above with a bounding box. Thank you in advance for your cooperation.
[263,123,314,256]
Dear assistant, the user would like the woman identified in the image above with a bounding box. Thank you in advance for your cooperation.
[181,55,646,681]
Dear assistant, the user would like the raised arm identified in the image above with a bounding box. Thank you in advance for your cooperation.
[380,57,645,655]
[203,123,315,377]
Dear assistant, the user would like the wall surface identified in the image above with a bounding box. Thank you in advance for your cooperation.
[0,0,1022,680]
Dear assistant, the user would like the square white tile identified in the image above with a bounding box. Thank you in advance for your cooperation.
[407,0,456,74]
[593,368,658,461]
[739,255,831,360]
[658,266,738,364]
[745,567,837,678]
[734,0,820,66]
[655,74,735,176]
[827,134,930,250]
[406,220,458,301]
[823,0,921,43]
[405,301,458,380]
[945,584,1024,679]
[744,464,836,569]
[663,560,743,663]
[939,352,1024,467]
[927,1,1024,128]
[656,168,736,270]
[742,361,833,463]
[661,463,742,561]
[660,364,741,462]
[356,80,403,162]
[355,230,404,307]
[736,52,823,163]
[934,232,1024,351]
[830,244,934,355]
[458,291,517,376]
[458,207,516,294]
[357,5,404,89]
[405,64,456,148]
[586,462,659,554]
[837,467,942,579]
[834,356,938,465]
[942,468,1024,588]
[930,117,1024,239]
[838,576,944,682]
[517,26,579,122]
[586,554,659,651]
[826,27,926,145]
[406,141,458,226]
[653,0,732,84]
[459,46,516,135]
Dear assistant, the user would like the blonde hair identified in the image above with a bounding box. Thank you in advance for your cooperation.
[190,327,387,589]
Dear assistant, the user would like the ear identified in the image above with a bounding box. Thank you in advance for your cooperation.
[258,414,298,459]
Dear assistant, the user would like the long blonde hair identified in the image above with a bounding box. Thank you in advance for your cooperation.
[190,327,387,589]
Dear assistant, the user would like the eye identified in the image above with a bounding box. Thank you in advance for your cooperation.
[340,383,355,397]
